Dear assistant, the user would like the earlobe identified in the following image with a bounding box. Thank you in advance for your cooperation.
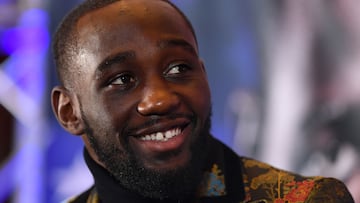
[51,86,84,135]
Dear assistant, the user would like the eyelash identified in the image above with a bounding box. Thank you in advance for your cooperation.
[165,63,192,76]
[104,63,192,89]
[108,73,136,87]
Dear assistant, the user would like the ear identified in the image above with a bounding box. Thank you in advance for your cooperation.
[199,59,209,79]
[199,59,207,73]
[51,86,84,135]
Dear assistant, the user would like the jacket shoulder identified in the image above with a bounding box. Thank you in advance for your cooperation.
[63,186,98,203]
[239,157,354,203]
[307,177,354,203]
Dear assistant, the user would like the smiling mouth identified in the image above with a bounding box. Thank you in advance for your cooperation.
[139,127,182,142]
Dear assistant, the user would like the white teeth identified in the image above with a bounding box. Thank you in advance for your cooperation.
[165,130,172,138]
[140,128,182,141]
[156,132,163,140]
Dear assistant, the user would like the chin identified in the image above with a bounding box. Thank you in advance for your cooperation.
[85,110,213,199]
[142,149,192,172]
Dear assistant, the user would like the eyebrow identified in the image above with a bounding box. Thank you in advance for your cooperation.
[158,39,198,55]
[96,51,135,77]
[95,39,197,79]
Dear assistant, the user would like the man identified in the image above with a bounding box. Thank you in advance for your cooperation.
[51,0,354,202]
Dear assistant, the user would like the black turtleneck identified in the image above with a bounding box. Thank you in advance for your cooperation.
[79,137,245,203]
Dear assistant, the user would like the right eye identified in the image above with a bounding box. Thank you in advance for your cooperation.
[109,73,136,87]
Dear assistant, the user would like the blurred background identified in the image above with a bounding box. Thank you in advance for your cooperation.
[1,0,360,202]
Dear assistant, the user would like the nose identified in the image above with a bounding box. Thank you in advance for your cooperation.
[137,82,180,116]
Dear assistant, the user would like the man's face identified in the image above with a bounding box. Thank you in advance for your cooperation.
[71,0,211,198]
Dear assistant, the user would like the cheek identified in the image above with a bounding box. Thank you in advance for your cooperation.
[104,94,135,119]
[187,81,211,118]
[95,94,139,135]
[80,96,117,137]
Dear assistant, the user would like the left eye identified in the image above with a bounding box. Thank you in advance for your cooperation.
[166,64,190,75]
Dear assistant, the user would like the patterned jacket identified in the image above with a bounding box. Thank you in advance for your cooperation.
[66,137,354,203]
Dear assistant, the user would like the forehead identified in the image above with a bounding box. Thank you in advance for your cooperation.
[78,0,178,25]
[74,0,197,55]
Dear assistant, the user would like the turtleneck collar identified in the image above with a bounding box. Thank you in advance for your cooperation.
[83,136,245,203]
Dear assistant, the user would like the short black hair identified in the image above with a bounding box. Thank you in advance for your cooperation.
[52,0,197,88]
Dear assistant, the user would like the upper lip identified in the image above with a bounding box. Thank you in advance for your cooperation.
[128,116,192,138]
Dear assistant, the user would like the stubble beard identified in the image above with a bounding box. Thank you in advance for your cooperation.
[82,111,212,200]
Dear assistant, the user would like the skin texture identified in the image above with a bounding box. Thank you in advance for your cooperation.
[51,0,211,199]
